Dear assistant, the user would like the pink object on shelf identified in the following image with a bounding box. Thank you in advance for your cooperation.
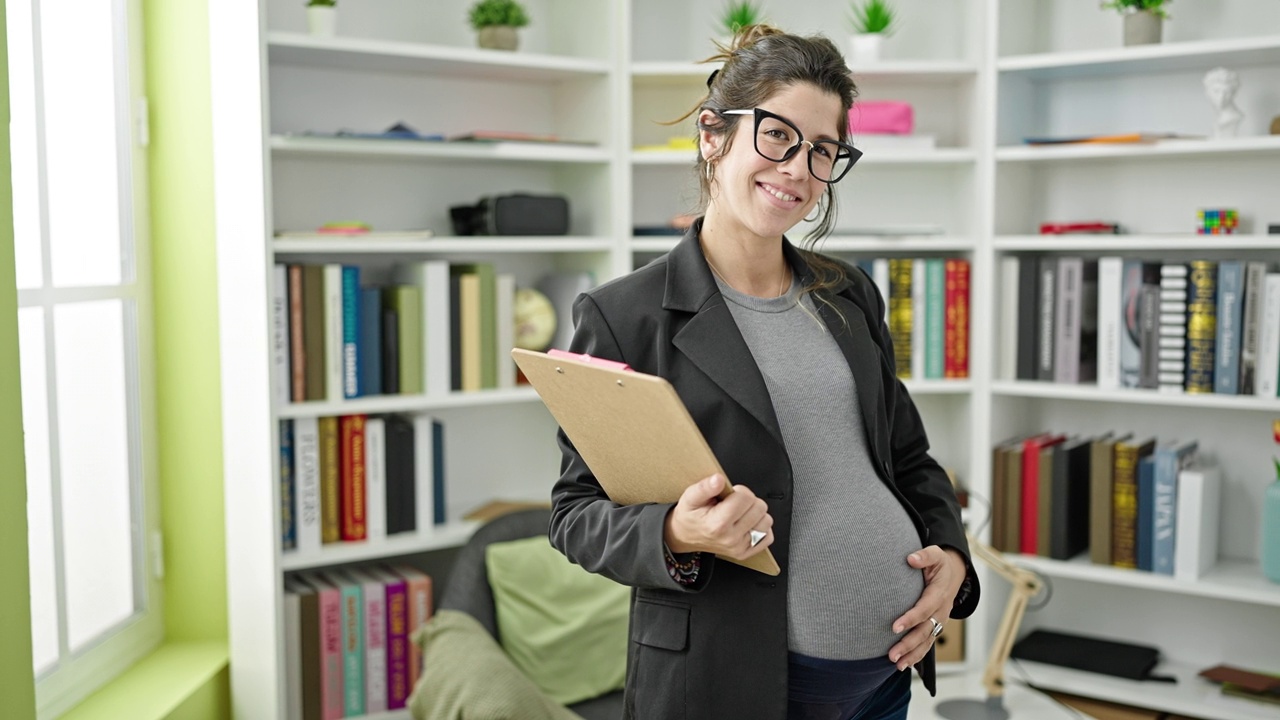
[547,349,633,372]
[848,102,914,135]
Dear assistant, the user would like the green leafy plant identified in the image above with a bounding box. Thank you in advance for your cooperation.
[721,1,762,36]
[1101,0,1171,20]
[849,0,896,35]
[306,0,335,7]
[468,0,530,29]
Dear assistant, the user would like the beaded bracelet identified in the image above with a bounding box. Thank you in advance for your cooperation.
[663,543,702,586]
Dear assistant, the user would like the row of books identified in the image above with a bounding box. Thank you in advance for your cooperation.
[285,565,434,720]
[271,262,591,404]
[1000,256,1280,396]
[991,433,1219,580]
[855,257,971,380]
[280,414,445,554]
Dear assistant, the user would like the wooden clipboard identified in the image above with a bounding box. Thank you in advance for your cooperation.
[513,348,780,576]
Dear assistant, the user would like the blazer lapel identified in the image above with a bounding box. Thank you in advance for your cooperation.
[665,224,785,450]
[816,290,888,465]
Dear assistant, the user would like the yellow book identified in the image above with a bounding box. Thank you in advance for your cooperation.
[319,415,341,543]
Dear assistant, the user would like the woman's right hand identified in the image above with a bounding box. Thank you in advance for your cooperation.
[664,474,774,560]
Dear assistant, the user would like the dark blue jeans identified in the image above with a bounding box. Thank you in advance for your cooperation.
[787,655,912,720]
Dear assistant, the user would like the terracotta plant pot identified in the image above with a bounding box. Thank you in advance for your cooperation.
[477,26,519,51]
[1123,10,1162,46]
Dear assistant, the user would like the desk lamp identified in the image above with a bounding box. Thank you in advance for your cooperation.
[936,534,1045,720]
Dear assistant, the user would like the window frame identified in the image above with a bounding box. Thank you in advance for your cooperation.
[11,0,163,716]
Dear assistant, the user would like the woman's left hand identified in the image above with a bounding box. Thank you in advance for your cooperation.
[887,546,967,671]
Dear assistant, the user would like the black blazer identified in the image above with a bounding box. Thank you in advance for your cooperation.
[549,221,979,720]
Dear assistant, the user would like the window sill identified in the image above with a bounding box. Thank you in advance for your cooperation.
[59,641,229,720]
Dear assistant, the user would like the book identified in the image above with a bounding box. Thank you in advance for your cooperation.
[999,256,1020,380]
[495,273,517,389]
[1138,263,1162,389]
[1023,132,1197,145]
[387,286,423,395]
[1185,261,1217,394]
[381,303,399,395]
[293,417,322,555]
[341,266,361,399]
[394,565,434,682]
[944,258,970,378]
[1002,442,1025,553]
[1038,443,1056,557]
[412,415,436,532]
[302,265,326,401]
[288,265,307,403]
[290,579,322,720]
[393,260,452,397]
[1016,256,1040,380]
[365,567,410,710]
[1239,262,1268,394]
[364,417,386,542]
[339,414,367,541]
[1021,433,1066,555]
[888,258,913,378]
[323,264,344,402]
[1036,257,1057,381]
[1053,257,1083,384]
[273,264,291,406]
[322,570,365,717]
[1257,274,1280,398]
[911,258,926,381]
[1152,439,1199,576]
[1214,261,1244,395]
[344,567,388,713]
[1089,433,1128,566]
[1050,436,1093,560]
[280,420,296,551]
[318,416,341,544]
[1174,463,1222,581]
[455,263,497,389]
[1096,257,1124,390]
[1112,436,1156,568]
[384,415,416,535]
[1136,455,1156,571]
[358,287,383,397]
[296,572,345,720]
[432,419,446,525]
[1158,263,1188,393]
[283,580,305,720]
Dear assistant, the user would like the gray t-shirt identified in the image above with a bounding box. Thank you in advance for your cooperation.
[715,272,924,660]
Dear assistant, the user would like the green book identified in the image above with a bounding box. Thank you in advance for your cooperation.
[387,286,423,395]
[925,258,945,379]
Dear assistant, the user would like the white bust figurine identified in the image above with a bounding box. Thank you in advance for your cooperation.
[1203,67,1243,138]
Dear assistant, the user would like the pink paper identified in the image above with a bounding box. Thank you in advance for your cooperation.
[848,102,914,135]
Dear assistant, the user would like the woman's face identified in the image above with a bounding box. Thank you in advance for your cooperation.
[701,82,844,242]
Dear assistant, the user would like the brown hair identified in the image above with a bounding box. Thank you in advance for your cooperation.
[668,24,859,303]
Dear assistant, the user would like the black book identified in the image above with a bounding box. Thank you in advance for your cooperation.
[383,414,416,534]
[381,304,400,395]
[1016,258,1040,380]
[449,272,463,392]
[1050,436,1092,560]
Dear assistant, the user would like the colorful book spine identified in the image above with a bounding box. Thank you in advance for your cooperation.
[280,420,296,551]
[1214,261,1244,395]
[1152,440,1198,576]
[1136,455,1156,571]
[395,566,434,682]
[910,258,926,381]
[382,571,411,709]
[288,264,306,402]
[1112,437,1155,568]
[348,568,387,713]
[945,258,969,379]
[1184,261,1217,394]
[294,417,322,555]
[925,258,946,380]
[339,414,367,541]
[888,258,913,378]
[326,572,365,716]
[1020,434,1064,555]
[319,416,340,544]
[341,265,361,399]
[300,574,345,720]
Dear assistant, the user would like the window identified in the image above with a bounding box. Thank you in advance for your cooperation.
[8,0,161,716]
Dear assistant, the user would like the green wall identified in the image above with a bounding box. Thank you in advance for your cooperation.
[144,0,227,643]
[0,2,39,718]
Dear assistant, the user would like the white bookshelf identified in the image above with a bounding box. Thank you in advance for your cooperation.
[212,1,1280,718]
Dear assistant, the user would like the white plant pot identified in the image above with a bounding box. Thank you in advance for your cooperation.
[1123,10,1162,46]
[849,34,884,65]
[307,6,337,38]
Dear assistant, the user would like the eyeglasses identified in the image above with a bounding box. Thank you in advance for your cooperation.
[717,107,861,184]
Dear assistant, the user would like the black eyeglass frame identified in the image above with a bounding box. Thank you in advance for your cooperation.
[717,107,862,184]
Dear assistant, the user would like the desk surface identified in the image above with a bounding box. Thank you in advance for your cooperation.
[909,673,1083,719]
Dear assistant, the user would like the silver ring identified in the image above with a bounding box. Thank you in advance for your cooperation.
[929,617,944,638]
[749,530,766,547]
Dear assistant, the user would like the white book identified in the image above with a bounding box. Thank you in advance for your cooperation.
[1239,262,1268,393]
[364,417,386,542]
[413,415,436,531]
[272,264,290,406]
[293,417,322,555]
[345,567,388,713]
[911,258,925,380]
[1174,464,1221,581]
[873,259,890,323]
[283,580,306,720]
[1257,274,1280,398]
[495,273,517,389]
[999,256,1020,381]
[1054,256,1082,384]
[323,263,344,402]
[394,260,452,397]
[1096,257,1123,390]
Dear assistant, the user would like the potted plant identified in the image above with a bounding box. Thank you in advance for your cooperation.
[720,1,763,40]
[1101,0,1170,46]
[469,0,530,52]
[848,0,896,64]
[306,0,337,38]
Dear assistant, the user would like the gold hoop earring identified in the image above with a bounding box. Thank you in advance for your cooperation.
[705,160,714,184]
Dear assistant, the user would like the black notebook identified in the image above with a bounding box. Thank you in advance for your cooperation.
[1011,629,1169,682]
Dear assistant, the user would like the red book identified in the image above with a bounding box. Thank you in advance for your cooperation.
[340,415,367,541]
[944,259,970,378]
[1021,433,1066,555]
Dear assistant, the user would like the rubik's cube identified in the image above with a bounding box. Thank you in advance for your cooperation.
[1197,208,1238,234]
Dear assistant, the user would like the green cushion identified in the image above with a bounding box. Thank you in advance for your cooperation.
[485,535,630,706]
[408,609,582,720]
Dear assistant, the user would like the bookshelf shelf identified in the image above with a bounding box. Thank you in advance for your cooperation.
[281,521,480,571]
[1012,658,1280,720]
[271,135,612,164]
[997,34,1280,80]
[995,135,1280,163]
[276,387,543,419]
[993,235,1280,252]
[1010,555,1280,608]
[990,381,1280,412]
[270,236,615,255]
[267,32,612,81]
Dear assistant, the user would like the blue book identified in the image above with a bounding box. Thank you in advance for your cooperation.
[1214,261,1244,395]
[1136,455,1156,571]
[1152,440,1198,576]
[359,287,383,396]
[279,420,295,551]
[432,419,446,525]
[341,265,361,399]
